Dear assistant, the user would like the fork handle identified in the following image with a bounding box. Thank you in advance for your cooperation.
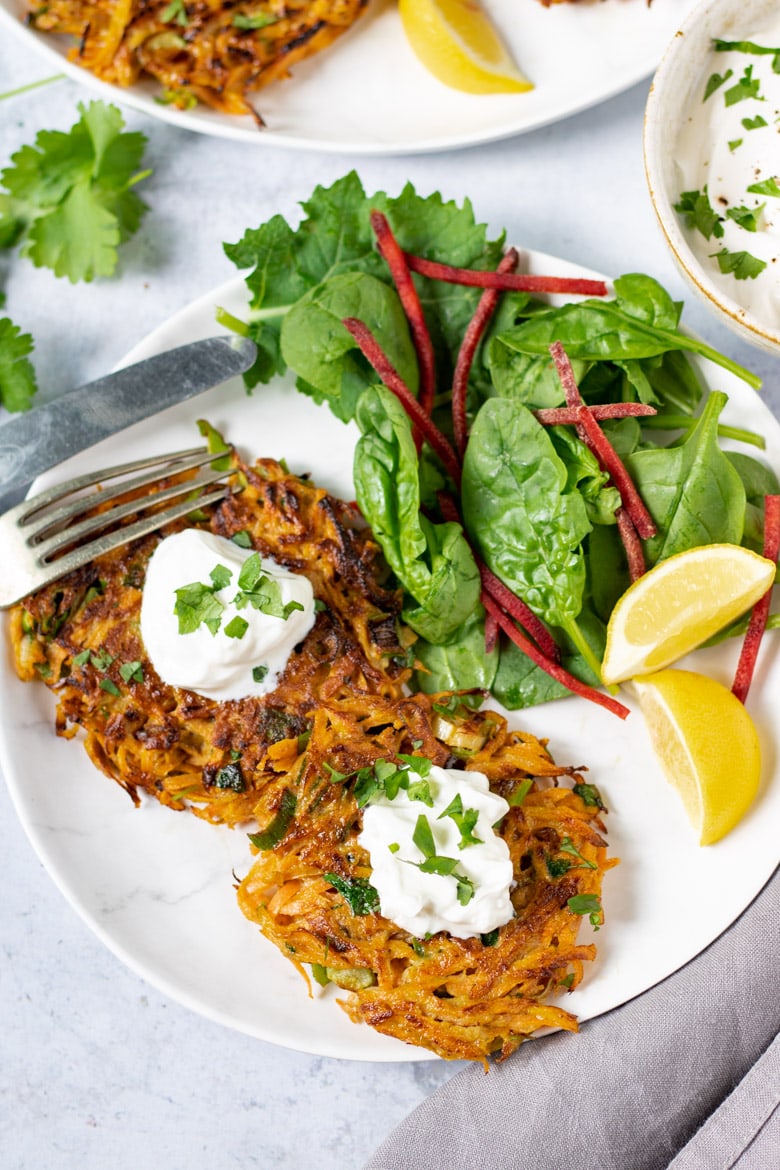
[0,335,256,514]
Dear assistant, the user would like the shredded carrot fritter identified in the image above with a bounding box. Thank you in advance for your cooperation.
[24,0,369,119]
[237,693,615,1063]
[10,456,411,825]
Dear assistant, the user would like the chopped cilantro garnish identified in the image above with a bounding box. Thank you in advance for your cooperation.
[724,65,762,105]
[234,553,304,620]
[728,138,743,152]
[480,929,499,947]
[726,203,764,232]
[209,563,233,591]
[251,663,268,682]
[119,660,144,683]
[573,782,606,810]
[560,837,597,870]
[437,793,482,848]
[710,247,767,280]
[412,813,436,860]
[567,893,603,930]
[173,580,225,635]
[674,187,723,240]
[508,778,534,807]
[746,177,780,198]
[388,842,400,854]
[741,114,768,129]
[703,68,733,100]
[90,649,114,671]
[224,615,249,639]
[99,678,120,696]
[72,648,91,667]
[161,0,189,24]
[231,529,253,548]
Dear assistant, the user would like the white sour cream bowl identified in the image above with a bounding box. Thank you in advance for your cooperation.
[644,0,780,354]
[140,528,316,701]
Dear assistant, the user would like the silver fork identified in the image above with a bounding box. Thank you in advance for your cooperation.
[0,446,233,609]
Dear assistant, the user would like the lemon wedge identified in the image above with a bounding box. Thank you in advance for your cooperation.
[601,544,776,685]
[633,669,761,844]
[398,0,532,95]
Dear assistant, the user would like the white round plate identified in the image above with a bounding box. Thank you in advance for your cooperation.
[1,255,779,1062]
[1,0,700,153]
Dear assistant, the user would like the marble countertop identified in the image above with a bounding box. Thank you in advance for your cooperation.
[1,23,778,1170]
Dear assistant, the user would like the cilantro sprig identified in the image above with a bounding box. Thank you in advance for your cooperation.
[0,312,37,411]
[0,101,151,283]
[411,814,475,906]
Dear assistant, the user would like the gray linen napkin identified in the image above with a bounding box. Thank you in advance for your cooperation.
[364,867,780,1170]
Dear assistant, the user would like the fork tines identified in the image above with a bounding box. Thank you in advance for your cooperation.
[1,446,233,609]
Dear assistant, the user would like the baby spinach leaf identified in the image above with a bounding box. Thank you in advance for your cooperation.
[626,391,746,562]
[280,272,418,421]
[726,451,780,552]
[461,398,591,631]
[486,338,588,408]
[413,610,498,695]
[548,426,621,526]
[613,273,682,330]
[354,386,480,644]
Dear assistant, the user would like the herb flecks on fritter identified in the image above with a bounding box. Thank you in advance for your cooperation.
[10,456,411,825]
[237,693,614,1063]
[26,0,369,120]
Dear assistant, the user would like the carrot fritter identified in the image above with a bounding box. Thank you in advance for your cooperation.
[237,692,614,1063]
[10,456,412,825]
[25,0,369,119]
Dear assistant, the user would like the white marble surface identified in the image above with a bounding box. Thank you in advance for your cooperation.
[1,25,779,1170]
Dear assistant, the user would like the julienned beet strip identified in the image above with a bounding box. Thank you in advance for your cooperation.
[452,248,520,458]
[478,563,561,663]
[534,403,657,426]
[483,593,631,720]
[732,494,780,703]
[550,341,657,541]
[370,211,436,423]
[342,317,462,487]
[616,507,646,582]
[404,253,609,297]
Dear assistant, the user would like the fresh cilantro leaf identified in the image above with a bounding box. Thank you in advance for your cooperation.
[546,855,572,878]
[742,114,768,129]
[72,648,91,667]
[0,101,151,283]
[412,813,436,859]
[234,555,304,620]
[323,872,380,916]
[173,581,224,634]
[90,649,114,671]
[567,893,603,929]
[231,529,253,548]
[559,836,597,870]
[746,177,780,197]
[724,65,762,105]
[0,316,37,411]
[728,138,743,152]
[99,677,121,696]
[209,563,233,591]
[437,793,482,848]
[674,187,724,240]
[418,855,460,876]
[224,615,249,639]
[119,660,144,683]
[388,842,400,854]
[703,68,732,100]
[232,11,277,28]
[713,39,780,72]
[251,663,268,682]
[726,203,764,231]
[710,247,767,280]
[480,929,499,946]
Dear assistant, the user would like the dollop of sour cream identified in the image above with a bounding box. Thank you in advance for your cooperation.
[358,764,514,939]
[675,17,780,324]
[140,529,316,701]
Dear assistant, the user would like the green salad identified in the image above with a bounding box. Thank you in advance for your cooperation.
[220,172,777,714]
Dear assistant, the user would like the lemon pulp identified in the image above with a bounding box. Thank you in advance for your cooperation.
[398,0,532,95]
[633,669,761,845]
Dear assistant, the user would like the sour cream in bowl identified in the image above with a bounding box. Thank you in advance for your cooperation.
[644,0,780,354]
